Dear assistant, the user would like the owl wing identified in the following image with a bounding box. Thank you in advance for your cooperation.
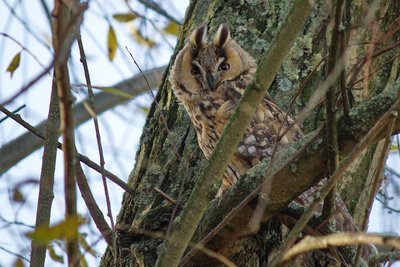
[235,98,302,167]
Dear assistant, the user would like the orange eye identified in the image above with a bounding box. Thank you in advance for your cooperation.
[191,67,199,75]
[219,62,230,71]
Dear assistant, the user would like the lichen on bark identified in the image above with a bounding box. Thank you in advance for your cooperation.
[100,1,400,266]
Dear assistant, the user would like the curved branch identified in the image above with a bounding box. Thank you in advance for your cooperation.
[279,233,400,266]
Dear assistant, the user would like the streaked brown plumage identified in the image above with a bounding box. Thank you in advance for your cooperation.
[169,24,370,264]
[169,24,301,195]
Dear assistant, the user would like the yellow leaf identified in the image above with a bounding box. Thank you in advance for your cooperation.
[79,257,88,267]
[47,243,64,263]
[390,144,398,151]
[107,25,118,61]
[163,21,179,36]
[6,51,21,77]
[26,215,84,245]
[130,27,156,48]
[14,258,24,267]
[113,13,138,22]
[138,105,149,114]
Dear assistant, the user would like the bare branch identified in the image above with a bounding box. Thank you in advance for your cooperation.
[77,32,114,228]
[0,104,135,196]
[0,66,166,175]
[51,0,85,264]
[30,82,59,266]
[279,233,400,266]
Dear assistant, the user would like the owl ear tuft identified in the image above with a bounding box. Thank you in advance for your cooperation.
[190,25,207,47]
[214,24,230,48]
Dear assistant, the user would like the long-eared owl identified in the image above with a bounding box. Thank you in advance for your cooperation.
[169,24,302,195]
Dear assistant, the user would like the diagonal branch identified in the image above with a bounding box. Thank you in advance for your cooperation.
[0,104,135,196]
[186,86,400,264]
[0,66,166,175]
[155,1,314,266]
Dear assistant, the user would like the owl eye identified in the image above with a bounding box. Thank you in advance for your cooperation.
[191,67,200,75]
[219,62,230,71]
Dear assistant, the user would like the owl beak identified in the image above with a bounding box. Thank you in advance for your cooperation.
[207,73,218,91]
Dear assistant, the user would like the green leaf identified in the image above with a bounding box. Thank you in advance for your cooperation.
[107,25,118,61]
[113,13,138,22]
[26,215,84,245]
[6,51,21,77]
[163,21,179,36]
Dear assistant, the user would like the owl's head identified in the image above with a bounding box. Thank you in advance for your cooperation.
[170,24,256,102]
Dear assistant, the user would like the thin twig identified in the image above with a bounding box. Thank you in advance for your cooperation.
[137,0,181,24]
[0,105,25,123]
[249,56,327,231]
[322,0,344,220]
[125,46,187,240]
[0,32,50,73]
[0,104,135,196]
[125,47,180,159]
[339,17,350,119]
[355,115,396,265]
[269,104,399,267]
[153,187,177,206]
[75,162,113,245]
[52,0,84,264]
[0,246,29,262]
[127,226,237,267]
[369,251,400,266]
[77,32,114,228]
[0,66,166,175]
[1,63,53,106]
[179,126,325,266]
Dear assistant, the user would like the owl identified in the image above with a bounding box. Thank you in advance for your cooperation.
[168,25,367,264]
[169,24,302,196]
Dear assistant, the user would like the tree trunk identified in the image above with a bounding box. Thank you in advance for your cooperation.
[101,1,400,266]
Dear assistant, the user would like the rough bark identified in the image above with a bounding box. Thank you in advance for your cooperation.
[101,1,400,266]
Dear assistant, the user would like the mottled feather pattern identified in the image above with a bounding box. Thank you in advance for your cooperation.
[169,24,368,263]
[169,24,301,194]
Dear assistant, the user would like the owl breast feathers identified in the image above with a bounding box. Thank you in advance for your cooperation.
[169,24,302,195]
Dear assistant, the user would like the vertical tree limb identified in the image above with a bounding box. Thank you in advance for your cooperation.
[51,0,85,264]
[29,81,59,267]
[322,0,345,219]
[155,1,313,266]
